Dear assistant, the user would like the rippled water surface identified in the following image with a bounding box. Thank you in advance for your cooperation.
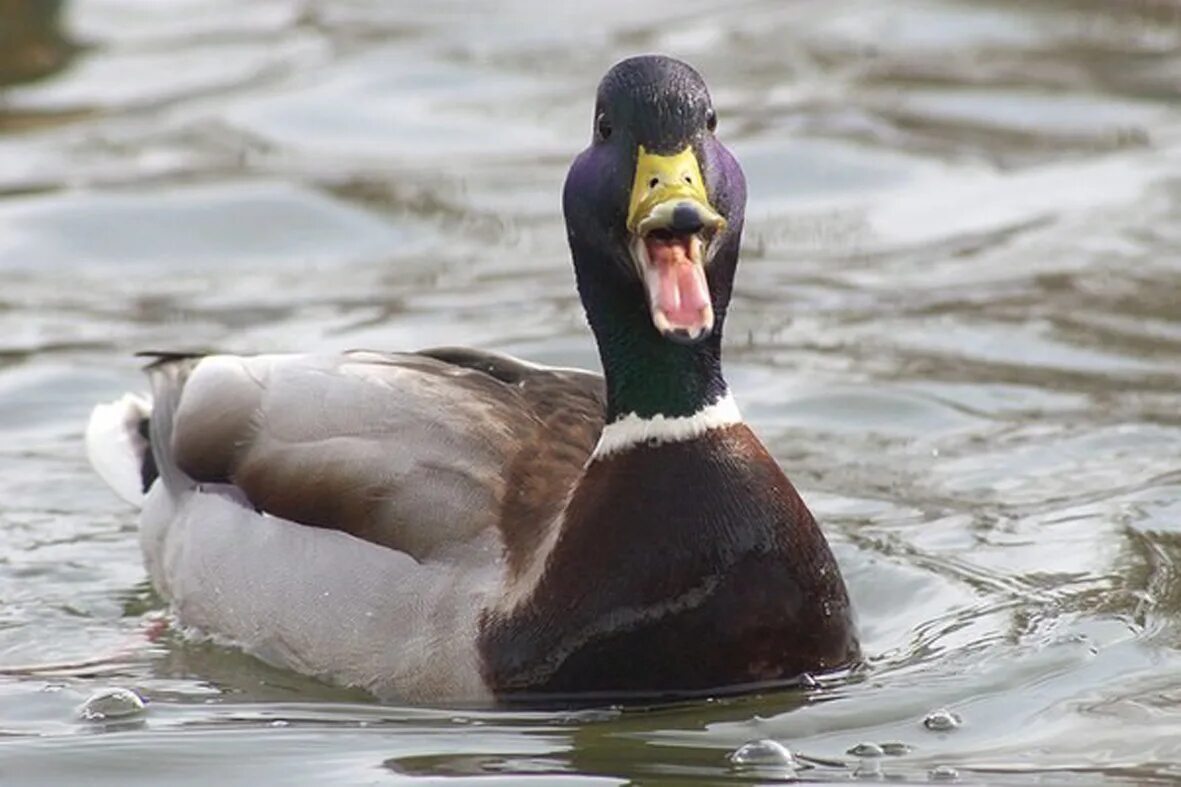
[2,1,1180,783]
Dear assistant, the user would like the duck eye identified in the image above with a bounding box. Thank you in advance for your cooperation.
[595,112,612,141]
[706,108,717,132]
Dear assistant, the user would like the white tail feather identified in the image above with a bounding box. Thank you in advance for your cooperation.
[86,393,153,507]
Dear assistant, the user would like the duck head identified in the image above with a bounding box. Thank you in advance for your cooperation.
[563,56,747,421]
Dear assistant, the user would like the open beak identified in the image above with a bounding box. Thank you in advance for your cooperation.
[627,145,726,344]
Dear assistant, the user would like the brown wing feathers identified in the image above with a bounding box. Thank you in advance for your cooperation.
[145,350,605,562]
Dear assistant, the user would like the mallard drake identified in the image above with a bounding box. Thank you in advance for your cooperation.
[86,55,859,706]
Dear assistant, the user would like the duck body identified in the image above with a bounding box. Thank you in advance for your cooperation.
[87,55,859,706]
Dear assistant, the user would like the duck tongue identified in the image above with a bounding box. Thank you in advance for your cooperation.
[644,234,711,330]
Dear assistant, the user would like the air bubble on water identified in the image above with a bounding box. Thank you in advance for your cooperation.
[929,764,960,781]
[848,741,888,780]
[78,687,146,721]
[923,708,962,732]
[729,738,799,773]
[847,742,885,758]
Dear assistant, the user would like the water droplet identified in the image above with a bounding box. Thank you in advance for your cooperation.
[847,742,885,758]
[78,687,146,721]
[798,672,820,689]
[923,708,962,732]
[729,738,798,770]
[929,764,960,781]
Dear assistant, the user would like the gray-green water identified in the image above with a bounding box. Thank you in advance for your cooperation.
[2,1,1180,783]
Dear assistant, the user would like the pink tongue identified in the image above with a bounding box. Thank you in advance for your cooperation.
[647,238,710,326]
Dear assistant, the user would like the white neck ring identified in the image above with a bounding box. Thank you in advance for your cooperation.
[591,391,743,460]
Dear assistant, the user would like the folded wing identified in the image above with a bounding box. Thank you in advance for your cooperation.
[148,348,605,561]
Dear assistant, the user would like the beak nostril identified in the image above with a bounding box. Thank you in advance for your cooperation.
[648,177,659,189]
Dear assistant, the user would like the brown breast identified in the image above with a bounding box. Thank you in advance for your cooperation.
[479,423,860,705]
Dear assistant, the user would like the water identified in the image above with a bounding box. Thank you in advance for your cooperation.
[1,0,1180,782]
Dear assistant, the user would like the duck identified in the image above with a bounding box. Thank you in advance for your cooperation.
[86,55,859,706]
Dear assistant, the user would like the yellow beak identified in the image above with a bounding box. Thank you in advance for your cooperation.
[626,145,726,344]
[626,145,726,236]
